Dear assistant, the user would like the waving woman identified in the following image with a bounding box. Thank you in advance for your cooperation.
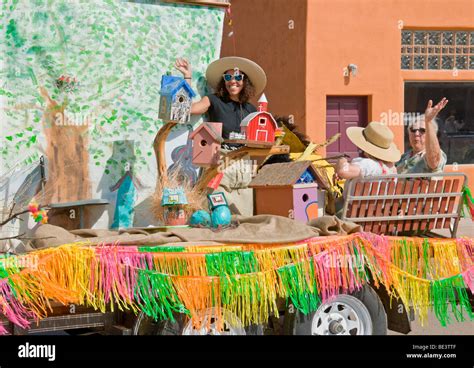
[174,56,267,216]
[174,56,266,139]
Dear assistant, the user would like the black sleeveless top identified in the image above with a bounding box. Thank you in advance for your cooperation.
[207,94,257,139]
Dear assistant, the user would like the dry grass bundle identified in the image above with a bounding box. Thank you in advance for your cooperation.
[152,166,207,223]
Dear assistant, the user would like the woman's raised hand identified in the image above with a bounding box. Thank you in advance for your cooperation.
[424,97,448,123]
[174,58,192,79]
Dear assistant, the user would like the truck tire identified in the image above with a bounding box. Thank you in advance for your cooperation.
[292,285,387,335]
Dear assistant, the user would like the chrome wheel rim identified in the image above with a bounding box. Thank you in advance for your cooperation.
[182,308,246,335]
[311,295,373,335]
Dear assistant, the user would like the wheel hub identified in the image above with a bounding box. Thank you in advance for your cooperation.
[311,295,373,335]
[328,316,346,334]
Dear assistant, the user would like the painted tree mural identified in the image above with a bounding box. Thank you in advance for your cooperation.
[0,0,223,208]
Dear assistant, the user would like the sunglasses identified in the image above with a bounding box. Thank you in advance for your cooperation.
[223,73,244,82]
[409,127,426,134]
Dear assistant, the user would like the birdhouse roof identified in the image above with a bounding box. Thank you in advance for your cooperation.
[189,122,224,143]
[249,161,321,188]
[240,111,278,128]
[159,75,196,98]
[161,187,188,206]
[258,93,268,103]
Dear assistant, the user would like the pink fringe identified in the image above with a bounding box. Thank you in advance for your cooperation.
[0,279,35,335]
[311,238,367,302]
[462,266,474,294]
[359,232,391,259]
[94,245,143,304]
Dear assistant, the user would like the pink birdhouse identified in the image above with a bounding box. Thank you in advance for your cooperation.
[249,161,326,222]
[189,122,223,167]
[240,94,279,143]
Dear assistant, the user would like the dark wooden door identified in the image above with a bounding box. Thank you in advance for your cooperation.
[326,96,368,159]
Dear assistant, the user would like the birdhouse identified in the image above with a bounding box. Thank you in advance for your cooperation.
[207,192,228,210]
[161,187,188,225]
[249,161,325,222]
[240,94,279,143]
[189,122,223,167]
[158,75,196,124]
[207,192,231,228]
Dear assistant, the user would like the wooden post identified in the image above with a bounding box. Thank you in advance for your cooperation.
[153,122,177,189]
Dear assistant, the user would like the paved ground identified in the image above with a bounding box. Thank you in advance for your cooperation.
[432,218,474,238]
[389,312,474,335]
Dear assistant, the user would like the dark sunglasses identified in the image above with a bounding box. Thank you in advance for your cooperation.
[409,127,426,134]
[223,73,244,82]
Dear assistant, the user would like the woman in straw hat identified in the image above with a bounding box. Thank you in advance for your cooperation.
[175,56,267,216]
[175,56,266,139]
[336,122,401,181]
[335,122,401,213]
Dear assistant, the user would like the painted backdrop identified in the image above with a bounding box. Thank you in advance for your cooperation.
[0,0,224,229]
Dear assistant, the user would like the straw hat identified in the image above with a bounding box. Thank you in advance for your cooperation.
[346,122,401,162]
[206,56,267,96]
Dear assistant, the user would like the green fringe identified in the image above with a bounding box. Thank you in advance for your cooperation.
[206,251,260,305]
[138,246,186,253]
[205,251,259,276]
[218,273,271,324]
[0,254,22,298]
[430,274,474,327]
[134,269,188,322]
[461,185,474,218]
[393,239,419,276]
[277,260,321,315]
[422,239,430,279]
[0,254,21,276]
[0,264,9,279]
[353,241,375,284]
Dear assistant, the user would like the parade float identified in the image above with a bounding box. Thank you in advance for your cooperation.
[1,1,473,337]
[1,85,473,336]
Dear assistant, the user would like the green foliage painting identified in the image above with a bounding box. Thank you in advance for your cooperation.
[0,0,224,206]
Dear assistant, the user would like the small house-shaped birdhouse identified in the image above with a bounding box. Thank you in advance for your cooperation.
[239,94,280,143]
[189,122,223,167]
[161,187,188,225]
[159,75,196,124]
[249,161,324,222]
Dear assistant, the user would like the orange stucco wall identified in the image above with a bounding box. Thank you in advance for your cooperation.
[307,0,474,183]
[220,0,307,124]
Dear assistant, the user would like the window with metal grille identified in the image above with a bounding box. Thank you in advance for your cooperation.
[404,82,474,165]
[401,30,474,70]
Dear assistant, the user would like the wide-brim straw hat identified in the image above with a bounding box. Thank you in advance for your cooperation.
[346,122,401,163]
[206,56,267,96]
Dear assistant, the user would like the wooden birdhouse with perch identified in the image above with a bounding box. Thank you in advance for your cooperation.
[249,161,325,222]
[158,74,196,124]
[238,94,280,143]
[161,187,188,225]
[189,122,223,167]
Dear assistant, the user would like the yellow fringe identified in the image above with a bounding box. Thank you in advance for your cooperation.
[430,240,463,279]
[390,265,431,325]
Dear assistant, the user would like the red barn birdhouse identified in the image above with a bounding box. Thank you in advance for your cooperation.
[189,122,223,167]
[240,94,279,143]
